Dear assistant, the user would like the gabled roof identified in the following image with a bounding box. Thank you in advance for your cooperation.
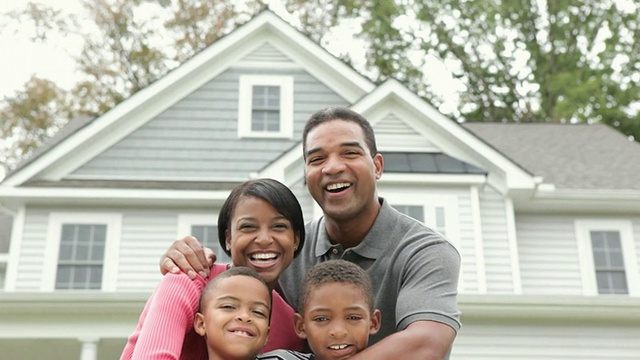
[0,10,374,188]
[260,79,538,194]
[464,123,640,190]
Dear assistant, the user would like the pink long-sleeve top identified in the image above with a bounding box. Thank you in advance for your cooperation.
[120,263,303,360]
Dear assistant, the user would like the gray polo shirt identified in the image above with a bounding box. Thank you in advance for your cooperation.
[278,198,461,345]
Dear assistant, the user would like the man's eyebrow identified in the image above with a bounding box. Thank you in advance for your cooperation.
[306,142,364,158]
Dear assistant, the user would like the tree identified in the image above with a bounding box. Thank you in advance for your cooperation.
[284,0,640,140]
[1,0,639,170]
[0,0,266,169]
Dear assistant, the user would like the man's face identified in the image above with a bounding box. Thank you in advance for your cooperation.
[194,275,270,359]
[294,282,381,360]
[304,119,383,221]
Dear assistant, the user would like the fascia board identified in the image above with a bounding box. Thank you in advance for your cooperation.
[512,188,640,213]
[0,187,230,205]
[353,80,536,191]
[379,173,487,185]
[459,294,640,325]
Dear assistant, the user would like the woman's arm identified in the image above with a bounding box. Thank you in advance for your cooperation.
[120,272,207,360]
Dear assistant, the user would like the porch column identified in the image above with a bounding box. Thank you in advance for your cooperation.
[79,337,99,360]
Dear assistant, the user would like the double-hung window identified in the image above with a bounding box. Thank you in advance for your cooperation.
[238,75,293,139]
[178,214,231,264]
[575,220,640,296]
[43,213,121,291]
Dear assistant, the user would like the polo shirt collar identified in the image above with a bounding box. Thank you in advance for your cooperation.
[315,197,395,260]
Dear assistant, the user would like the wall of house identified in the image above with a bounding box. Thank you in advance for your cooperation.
[452,322,640,359]
[69,69,349,181]
[516,214,585,295]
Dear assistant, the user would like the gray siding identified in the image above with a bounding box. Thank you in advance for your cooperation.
[453,323,640,359]
[70,66,349,180]
[478,187,513,294]
[516,214,584,295]
[375,113,438,150]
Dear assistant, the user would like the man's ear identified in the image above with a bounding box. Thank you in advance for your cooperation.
[369,309,382,335]
[293,313,307,340]
[194,312,206,336]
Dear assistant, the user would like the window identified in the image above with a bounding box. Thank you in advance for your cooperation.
[575,220,640,296]
[238,75,293,138]
[43,213,121,291]
[56,224,106,290]
[591,231,627,294]
[178,214,231,264]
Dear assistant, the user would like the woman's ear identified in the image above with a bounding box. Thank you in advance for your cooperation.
[194,312,206,337]
[225,229,231,251]
[294,233,300,252]
[293,313,307,340]
[369,309,382,335]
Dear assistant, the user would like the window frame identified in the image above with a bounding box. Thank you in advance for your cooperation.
[238,75,294,139]
[177,214,231,264]
[575,219,640,296]
[43,213,122,291]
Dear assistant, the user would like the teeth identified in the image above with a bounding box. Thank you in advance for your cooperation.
[233,330,252,337]
[252,253,277,260]
[326,182,350,191]
[329,344,348,350]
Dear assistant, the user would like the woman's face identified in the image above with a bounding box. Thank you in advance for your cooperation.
[226,195,300,290]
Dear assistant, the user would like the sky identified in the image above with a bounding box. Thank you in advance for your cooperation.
[0,0,86,99]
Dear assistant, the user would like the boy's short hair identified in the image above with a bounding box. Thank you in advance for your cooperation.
[198,266,270,312]
[298,259,374,311]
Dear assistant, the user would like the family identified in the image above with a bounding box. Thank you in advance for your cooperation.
[120,107,462,360]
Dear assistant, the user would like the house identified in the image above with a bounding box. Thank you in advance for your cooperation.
[1,9,640,360]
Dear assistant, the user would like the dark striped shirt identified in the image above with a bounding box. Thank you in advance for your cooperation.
[257,349,315,360]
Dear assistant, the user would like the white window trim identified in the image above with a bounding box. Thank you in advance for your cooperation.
[42,213,122,292]
[177,213,230,262]
[177,213,218,240]
[575,219,639,296]
[238,75,294,139]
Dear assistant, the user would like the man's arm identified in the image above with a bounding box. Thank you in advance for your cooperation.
[350,321,456,360]
[159,236,215,279]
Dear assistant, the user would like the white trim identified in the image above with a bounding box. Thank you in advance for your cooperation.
[4,206,25,291]
[42,213,123,292]
[379,173,487,185]
[504,197,522,294]
[0,187,230,202]
[575,219,639,296]
[177,213,217,240]
[470,186,487,293]
[238,75,294,139]
[177,213,231,262]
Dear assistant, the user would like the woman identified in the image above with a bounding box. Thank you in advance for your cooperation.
[120,178,306,360]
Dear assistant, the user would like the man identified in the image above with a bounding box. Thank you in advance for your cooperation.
[162,107,461,359]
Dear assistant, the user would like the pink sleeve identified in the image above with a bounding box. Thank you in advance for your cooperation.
[120,264,230,360]
[120,272,206,360]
